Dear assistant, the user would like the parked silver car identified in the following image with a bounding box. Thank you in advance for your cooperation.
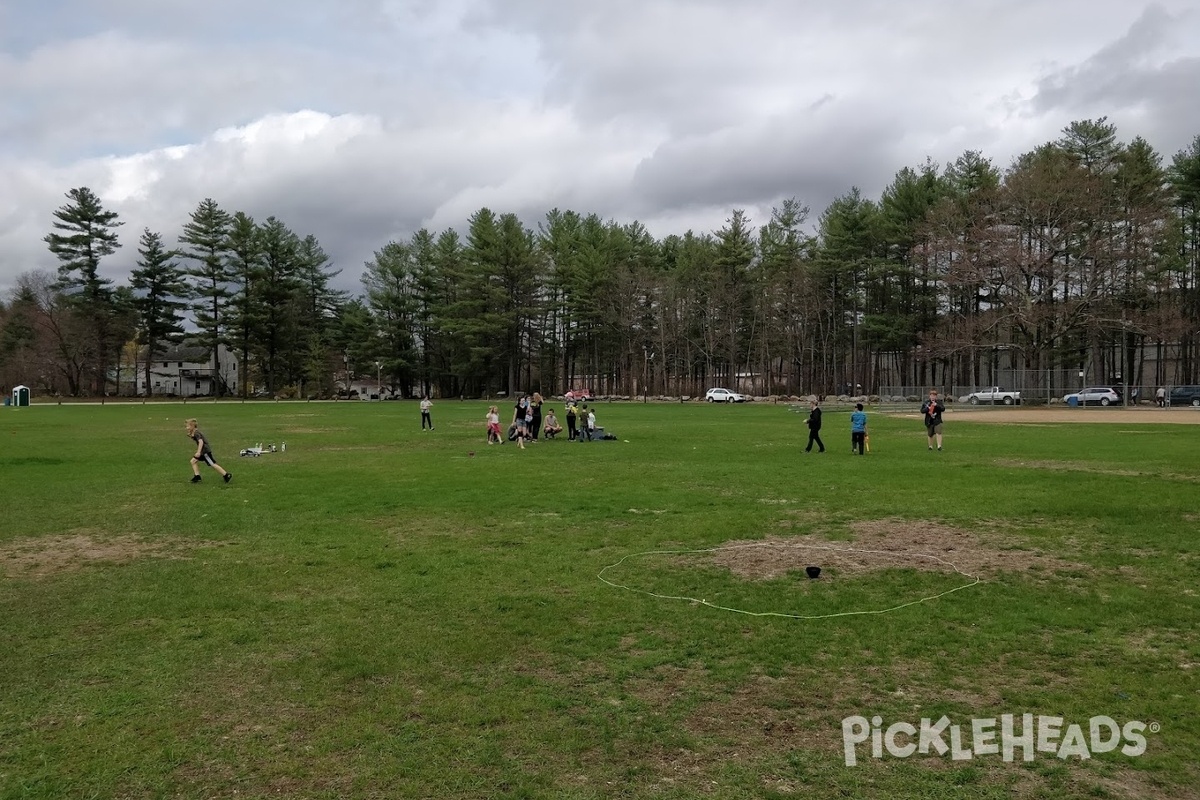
[1063,387,1122,406]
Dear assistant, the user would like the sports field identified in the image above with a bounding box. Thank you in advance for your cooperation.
[2,400,1198,799]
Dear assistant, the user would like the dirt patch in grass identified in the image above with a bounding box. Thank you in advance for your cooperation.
[995,458,1200,484]
[171,662,344,797]
[708,518,1083,581]
[0,531,220,578]
[620,661,1196,798]
[1082,768,1200,800]
[996,457,1143,478]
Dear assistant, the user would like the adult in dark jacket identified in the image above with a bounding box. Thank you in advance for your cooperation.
[921,388,945,451]
[805,400,825,453]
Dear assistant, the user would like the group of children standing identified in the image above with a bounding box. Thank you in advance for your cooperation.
[805,400,870,455]
[564,402,597,441]
[486,397,596,448]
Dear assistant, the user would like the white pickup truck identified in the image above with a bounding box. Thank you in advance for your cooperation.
[965,387,1021,405]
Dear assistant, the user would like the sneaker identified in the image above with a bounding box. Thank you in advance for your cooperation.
[224,473,232,483]
[928,446,933,450]
[937,447,942,452]
[190,475,201,483]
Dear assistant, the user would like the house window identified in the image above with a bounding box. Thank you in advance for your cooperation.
[195,381,201,390]
[178,362,184,368]
[163,362,168,368]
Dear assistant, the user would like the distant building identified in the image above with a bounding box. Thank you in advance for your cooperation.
[121,344,238,397]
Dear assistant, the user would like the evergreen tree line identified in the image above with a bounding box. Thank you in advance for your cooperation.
[2,118,1199,398]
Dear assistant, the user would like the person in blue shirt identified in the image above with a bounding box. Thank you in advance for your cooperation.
[850,403,868,455]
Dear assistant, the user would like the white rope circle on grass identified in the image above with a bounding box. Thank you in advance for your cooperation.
[598,541,982,620]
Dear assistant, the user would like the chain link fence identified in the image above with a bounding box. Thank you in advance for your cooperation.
[877,378,1199,406]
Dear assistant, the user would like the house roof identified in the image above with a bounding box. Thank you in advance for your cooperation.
[142,343,211,362]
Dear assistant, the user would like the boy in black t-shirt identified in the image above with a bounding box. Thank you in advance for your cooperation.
[186,418,232,484]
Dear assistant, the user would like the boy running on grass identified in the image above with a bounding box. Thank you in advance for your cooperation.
[186,418,232,484]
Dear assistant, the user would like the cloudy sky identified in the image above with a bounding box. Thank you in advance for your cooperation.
[2,0,1198,296]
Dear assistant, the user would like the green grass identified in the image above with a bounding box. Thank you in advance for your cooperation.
[1,400,1197,799]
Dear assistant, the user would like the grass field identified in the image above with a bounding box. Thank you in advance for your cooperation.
[1,400,1198,799]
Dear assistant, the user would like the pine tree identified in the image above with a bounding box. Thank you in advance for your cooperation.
[179,198,232,395]
[294,234,345,395]
[362,240,419,395]
[538,209,585,393]
[329,299,376,393]
[756,198,812,394]
[254,217,300,392]
[1170,136,1200,381]
[494,213,541,393]
[713,209,757,387]
[816,189,882,392]
[225,211,264,397]
[0,285,39,384]
[430,229,468,396]
[409,228,441,398]
[439,209,509,394]
[129,229,189,397]
[43,187,124,393]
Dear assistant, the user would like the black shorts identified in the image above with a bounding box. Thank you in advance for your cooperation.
[193,452,216,466]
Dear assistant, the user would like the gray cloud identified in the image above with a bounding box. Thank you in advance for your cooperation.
[4,0,1200,298]
[629,102,901,215]
[1031,5,1200,157]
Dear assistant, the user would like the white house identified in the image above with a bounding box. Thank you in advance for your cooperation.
[130,343,239,397]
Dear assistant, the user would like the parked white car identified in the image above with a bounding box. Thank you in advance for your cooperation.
[704,388,745,403]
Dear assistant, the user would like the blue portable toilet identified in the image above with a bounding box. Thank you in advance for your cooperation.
[12,385,30,407]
